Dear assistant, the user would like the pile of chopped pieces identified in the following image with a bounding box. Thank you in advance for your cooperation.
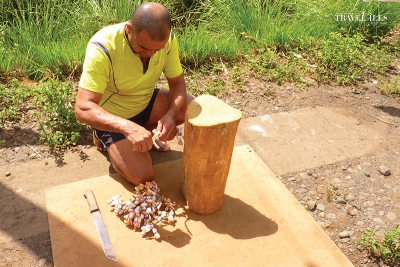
[107,181,176,240]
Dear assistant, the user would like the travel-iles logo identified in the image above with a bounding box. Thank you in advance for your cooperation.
[335,0,399,23]
[334,13,388,23]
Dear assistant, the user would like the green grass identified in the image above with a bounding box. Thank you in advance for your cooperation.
[0,0,400,148]
[1,0,399,78]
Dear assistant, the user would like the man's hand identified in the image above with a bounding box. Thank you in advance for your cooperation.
[125,121,153,152]
[156,114,177,141]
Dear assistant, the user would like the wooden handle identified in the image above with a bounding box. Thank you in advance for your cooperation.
[84,189,100,213]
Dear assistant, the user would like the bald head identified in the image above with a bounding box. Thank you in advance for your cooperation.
[131,2,171,41]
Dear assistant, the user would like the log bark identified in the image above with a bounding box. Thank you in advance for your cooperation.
[182,95,242,215]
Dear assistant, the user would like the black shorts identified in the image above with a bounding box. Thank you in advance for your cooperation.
[93,88,159,150]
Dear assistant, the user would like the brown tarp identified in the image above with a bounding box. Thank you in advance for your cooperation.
[46,145,354,267]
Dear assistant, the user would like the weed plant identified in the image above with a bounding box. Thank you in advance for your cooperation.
[358,225,400,265]
[311,33,395,84]
[32,80,83,149]
[380,75,400,98]
[0,79,36,123]
[0,79,83,149]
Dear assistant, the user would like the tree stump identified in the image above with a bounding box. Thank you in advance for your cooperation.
[182,95,242,215]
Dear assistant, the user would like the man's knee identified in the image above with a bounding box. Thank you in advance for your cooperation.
[113,162,154,185]
[107,144,155,185]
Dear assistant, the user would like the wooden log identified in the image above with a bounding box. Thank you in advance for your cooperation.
[182,95,242,215]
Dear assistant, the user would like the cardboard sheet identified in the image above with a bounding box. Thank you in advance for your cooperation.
[46,145,354,267]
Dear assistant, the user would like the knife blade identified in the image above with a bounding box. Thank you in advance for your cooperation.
[84,189,118,261]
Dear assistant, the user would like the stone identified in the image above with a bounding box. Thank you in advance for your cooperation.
[378,165,391,176]
[323,220,332,228]
[366,201,375,207]
[336,197,347,204]
[299,172,309,179]
[346,193,356,201]
[316,204,325,212]
[326,213,337,221]
[356,221,364,226]
[306,200,316,210]
[5,171,11,177]
[349,208,359,216]
[372,218,386,225]
[386,212,397,221]
[28,137,38,145]
[367,208,376,215]
[38,258,47,267]
[295,188,307,193]
[339,231,350,238]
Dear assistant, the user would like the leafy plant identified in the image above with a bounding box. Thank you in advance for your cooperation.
[244,48,302,85]
[308,32,394,85]
[380,75,400,98]
[0,79,36,123]
[358,224,400,265]
[32,79,83,149]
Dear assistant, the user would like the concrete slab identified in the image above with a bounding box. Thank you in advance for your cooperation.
[236,106,387,175]
[46,145,354,267]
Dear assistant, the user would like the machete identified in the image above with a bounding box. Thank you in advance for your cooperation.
[84,189,118,261]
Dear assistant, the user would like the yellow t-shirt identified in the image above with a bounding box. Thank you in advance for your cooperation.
[79,22,183,119]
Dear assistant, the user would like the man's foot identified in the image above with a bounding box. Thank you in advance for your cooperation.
[152,139,170,151]
[93,132,106,152]
[151,129,170,152]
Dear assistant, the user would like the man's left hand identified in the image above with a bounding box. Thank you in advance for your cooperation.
[156,114,177,141]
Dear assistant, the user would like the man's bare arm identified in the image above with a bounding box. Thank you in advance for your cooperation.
[75,87,153,151]
[166,73,187,120]
[157,74,187,140]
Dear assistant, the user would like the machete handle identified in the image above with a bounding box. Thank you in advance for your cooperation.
[84,189,100,213]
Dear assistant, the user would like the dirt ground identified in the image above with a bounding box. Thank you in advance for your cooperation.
[1,57,400,266]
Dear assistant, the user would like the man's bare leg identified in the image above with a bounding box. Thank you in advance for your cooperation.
[147,89,192,125]
[106,89,194,184]
[106,138,154,185]
[93,132,106,152]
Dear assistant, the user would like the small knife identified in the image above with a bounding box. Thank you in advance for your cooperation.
[84,189,118,261]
